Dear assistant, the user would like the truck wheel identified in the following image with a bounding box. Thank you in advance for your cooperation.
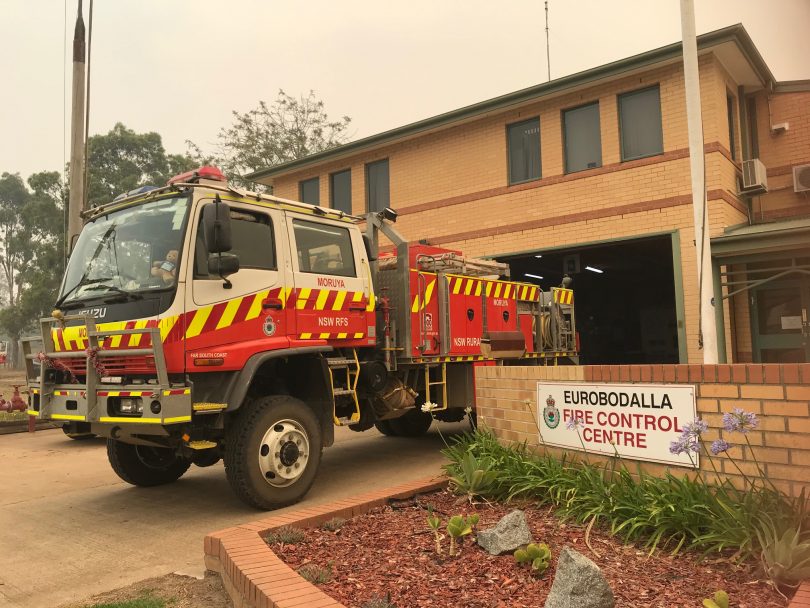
[107,439,191,486]
[224,395,322,510]
[379,408,433,437]
[374,419,397,436]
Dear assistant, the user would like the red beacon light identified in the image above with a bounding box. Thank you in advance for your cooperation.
[167,166,227,186]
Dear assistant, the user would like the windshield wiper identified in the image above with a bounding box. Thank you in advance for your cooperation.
[55,277,116,309]
[84,284,144,303]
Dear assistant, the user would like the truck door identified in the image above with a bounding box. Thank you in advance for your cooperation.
[287,215,371,343]
[186,199,293,368]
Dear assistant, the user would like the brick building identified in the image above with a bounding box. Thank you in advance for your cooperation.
[248,25,810,365]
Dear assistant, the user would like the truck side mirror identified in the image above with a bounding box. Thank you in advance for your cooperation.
[201,196,233,253]
[208,253,240,278]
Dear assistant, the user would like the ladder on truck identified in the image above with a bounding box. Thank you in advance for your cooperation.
[327,350,361,426]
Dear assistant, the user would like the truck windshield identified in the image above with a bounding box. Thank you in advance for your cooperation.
[58,196,190,307]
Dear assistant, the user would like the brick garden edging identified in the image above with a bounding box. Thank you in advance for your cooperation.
[204,476,446,608]
[791,582,810,608]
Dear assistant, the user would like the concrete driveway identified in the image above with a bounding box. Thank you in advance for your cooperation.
[0,423,464,608]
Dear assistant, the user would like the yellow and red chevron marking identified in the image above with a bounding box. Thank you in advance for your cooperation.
[163,388,191,396]
[183,286,370,341]
[553,288,574,305]
[299,332,365,340]
[97,390,156,397]
[52,317,180,352]
[411,276,437,313]
[446,276,539,302]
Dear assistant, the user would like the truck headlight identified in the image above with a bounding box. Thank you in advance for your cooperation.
[118,398,143,415]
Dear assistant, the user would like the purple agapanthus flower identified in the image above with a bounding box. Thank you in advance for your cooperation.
[669,435,699,455]
[681,419,709,437]
[710,439,731,455]
[722,408,759,434]
[566,417,585,431]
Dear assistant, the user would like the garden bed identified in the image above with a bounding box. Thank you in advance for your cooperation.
[267,488,786,608]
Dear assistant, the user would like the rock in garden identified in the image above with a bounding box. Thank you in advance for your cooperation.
[476,509,532,555]
[544,546,615,608]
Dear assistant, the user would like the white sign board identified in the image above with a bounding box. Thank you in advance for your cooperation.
[537,382,698,468]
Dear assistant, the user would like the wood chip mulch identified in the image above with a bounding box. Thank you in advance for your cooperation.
[267,489,787,608]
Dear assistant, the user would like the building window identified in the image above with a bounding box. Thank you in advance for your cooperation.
[507,118,541,184]
[618,86,663,161]
[727,94,737,160]
[563,102,602,173]
[366,159,389,212]
[299,177,320,205]
[292,218,357,278]
[330,169,352,214]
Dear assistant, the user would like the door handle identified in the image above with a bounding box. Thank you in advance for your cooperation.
[348,304,366,311]
[262,298,283,310]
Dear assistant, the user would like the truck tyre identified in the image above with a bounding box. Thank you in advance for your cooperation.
[107,439,191,486]
[224,395,322,510]
[379,408,433,437]
[374,419,397,436]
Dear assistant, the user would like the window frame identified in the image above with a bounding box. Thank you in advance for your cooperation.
[726,93,737,161]
[562,101,603,174]
[329,169,352,214]
[365,158,390,213]
[617,85,664,162]
[298,176,320,205]
[506,117,542,185]
[291,217,358,278]
[194,205,277,279]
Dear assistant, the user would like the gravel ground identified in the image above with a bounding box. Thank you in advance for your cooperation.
[58,572,233,608]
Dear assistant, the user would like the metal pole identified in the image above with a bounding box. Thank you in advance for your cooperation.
[680,0,718,363]
[67,0,86,254]
[545,1,551,82]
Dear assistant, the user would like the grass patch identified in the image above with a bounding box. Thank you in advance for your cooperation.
[297,563,332,584]
[84,595,165,608]
[0,411,27,422]
[320,517,347,532]
[265,525,306,545]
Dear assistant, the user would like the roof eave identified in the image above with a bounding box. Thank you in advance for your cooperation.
[248,24,772,184]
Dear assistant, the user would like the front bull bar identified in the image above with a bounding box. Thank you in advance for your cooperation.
[21,314,187,426]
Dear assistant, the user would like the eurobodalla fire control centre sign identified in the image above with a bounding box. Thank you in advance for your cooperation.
[538,382,698,468]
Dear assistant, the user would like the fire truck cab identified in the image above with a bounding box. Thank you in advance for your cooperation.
[23,167,576,510]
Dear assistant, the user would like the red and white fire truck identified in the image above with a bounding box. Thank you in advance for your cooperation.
[23,167,576,509]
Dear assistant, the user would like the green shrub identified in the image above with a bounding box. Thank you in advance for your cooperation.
[702,590,729,608]
[442,428,806,565]
[756,516,810,589]
[514,542,551,575]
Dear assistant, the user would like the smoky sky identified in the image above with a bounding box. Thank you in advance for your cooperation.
[2,0,808,179]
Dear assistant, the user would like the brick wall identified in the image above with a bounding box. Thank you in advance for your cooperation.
[475,363,810,496]
[272,54,751,363]
[750,90,810,222]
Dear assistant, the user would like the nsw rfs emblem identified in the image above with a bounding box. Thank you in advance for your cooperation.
[543,395,560,429]
[263,317,277,337]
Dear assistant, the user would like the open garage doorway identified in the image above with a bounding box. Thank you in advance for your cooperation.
[498,235,681,364]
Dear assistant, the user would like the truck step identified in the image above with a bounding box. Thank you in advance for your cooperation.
[332,388,356,396]
[326,357,357,367]
[187,440,218,450]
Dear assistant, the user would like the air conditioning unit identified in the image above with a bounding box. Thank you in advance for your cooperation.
[741,158,768,194]
[794,164,810,193]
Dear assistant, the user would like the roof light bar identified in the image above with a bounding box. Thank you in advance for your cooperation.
[167,166,226,186]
